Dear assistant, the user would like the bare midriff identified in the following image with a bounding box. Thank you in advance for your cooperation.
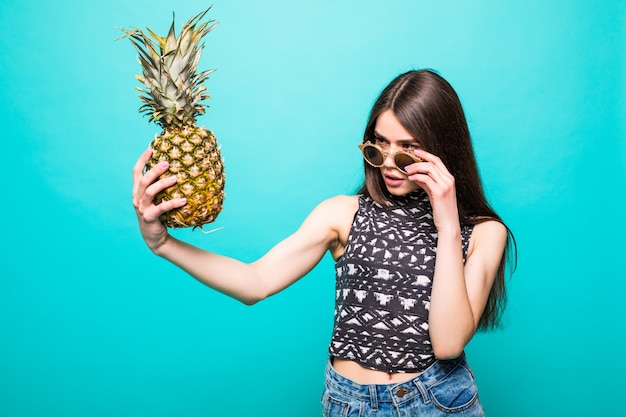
[332,357,423,385]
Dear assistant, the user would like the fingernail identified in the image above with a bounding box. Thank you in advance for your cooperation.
[159,162,168,168]
[179,198,187,204]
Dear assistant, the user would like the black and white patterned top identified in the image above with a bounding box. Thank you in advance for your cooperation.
[328,190,474,373]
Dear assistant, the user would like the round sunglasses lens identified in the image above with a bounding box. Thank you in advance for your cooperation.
[363,145,384,165]
[394,153,415,171]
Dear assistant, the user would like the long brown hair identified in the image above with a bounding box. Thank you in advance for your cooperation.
[358,69,517,330]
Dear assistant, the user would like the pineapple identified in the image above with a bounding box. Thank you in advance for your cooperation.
[120,8,224,229]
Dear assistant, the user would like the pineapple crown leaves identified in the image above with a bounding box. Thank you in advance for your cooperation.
[118,7,218,129]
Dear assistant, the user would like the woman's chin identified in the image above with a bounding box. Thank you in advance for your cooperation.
[382,171,421,196]
[384,182,421,196]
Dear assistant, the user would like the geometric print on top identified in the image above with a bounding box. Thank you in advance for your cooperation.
[328,190,474,373]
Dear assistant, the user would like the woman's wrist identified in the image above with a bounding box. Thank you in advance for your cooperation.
[148,231,173,257]
[435,222,461,238]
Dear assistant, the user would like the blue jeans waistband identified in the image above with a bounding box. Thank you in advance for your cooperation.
[325,353,467,405]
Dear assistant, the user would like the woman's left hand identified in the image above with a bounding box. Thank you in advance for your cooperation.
[404,150,460,232]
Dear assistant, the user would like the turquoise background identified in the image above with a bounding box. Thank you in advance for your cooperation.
[1,0,624,415]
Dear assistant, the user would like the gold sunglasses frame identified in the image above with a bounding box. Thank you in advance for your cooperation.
[358,142,422,174]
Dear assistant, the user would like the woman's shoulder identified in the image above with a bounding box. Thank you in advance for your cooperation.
[315,195,360,217]
[467,219,508,259]
[314,195,359,258]
[309,195,359,233]
[473,219,507,237]
[325,194,360,204]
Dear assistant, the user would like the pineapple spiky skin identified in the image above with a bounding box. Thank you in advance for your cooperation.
[145,126,224,228]
[120,7,224,229]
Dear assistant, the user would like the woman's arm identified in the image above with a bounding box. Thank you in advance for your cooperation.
[132,148,349,305]
[154,200,344,305]
[428,220,507,358]
[405,149,507,358]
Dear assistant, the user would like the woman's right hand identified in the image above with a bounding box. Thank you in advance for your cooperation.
[132,148,187,254]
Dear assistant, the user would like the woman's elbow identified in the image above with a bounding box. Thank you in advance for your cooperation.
[432,342,465,360]
[238,288,271,306]
[430,329,474,359]
[240,297,262,306]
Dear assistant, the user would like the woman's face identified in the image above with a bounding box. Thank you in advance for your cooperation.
[373,110,422,196]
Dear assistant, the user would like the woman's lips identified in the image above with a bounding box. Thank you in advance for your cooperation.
[383,172,405,187]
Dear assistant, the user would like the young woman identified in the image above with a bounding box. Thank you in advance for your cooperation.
[132,69,515,416]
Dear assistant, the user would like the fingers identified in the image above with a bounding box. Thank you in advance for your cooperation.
[142,174,178,205]
[135,175,185,222]
[132,149,182,218]
[132,148,153,195]
[406,150,454,197]
[405,155,443,182]
[132,149,172,193]
[134,169,177,210]
[138,195,187,223]
[413,150,445,171]
[133,160,168,203]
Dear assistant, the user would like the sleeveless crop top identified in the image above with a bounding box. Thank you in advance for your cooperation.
[328,191,474,373]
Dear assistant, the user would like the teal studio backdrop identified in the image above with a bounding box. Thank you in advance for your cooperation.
[1,0,624,416]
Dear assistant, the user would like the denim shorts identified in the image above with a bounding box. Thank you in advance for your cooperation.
[321,354,484,417]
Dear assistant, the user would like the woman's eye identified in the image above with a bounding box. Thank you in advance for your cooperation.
[403,143,420,151]
[374,137,389,147]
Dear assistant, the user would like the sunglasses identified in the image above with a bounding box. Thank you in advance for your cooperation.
[358,142,422,174]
